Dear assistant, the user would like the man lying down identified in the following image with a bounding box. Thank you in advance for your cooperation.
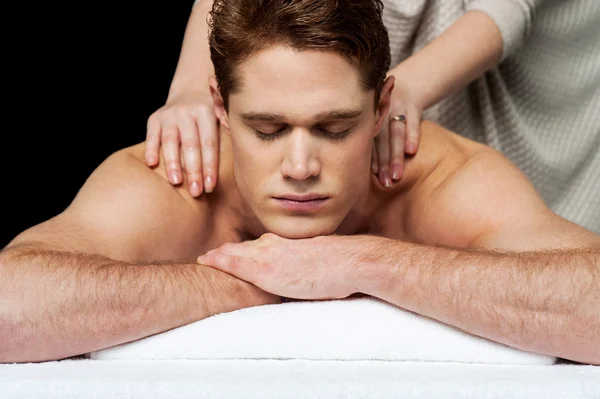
[1,0,598,365]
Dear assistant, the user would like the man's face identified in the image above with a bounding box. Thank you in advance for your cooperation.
[221,46,388,238]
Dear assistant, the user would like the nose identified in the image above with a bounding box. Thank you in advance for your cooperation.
[280,129,321,181]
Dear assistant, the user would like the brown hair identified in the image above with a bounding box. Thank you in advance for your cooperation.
[208,0,391,110]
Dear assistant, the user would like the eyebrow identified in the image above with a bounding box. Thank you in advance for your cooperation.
[241,109,363,122]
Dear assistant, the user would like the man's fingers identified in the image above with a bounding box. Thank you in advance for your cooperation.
[161,123,183,185]
[213,242,253,257]
[389,116,406,181]
[145,113,161,166]
[179,115,204,197]
[196,107,219,193]
[197,253,253,282]
[376,121,392,188]
[405,108,421,155]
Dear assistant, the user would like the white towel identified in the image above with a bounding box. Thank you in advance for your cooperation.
[4,360,599,399]
[90,296,555,364]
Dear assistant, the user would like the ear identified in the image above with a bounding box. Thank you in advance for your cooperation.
[373,76,395,138]
[209,76,230,129]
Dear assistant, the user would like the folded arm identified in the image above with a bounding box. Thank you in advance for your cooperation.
[0,245,259,363]
[357,240,599,364]
[0,146,274,363]
[356,146,600,364]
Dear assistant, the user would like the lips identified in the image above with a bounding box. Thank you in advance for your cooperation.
[273,194,330,211]
[274,193,329,201]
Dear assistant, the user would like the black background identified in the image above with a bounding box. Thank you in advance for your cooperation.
[2,2,195,248]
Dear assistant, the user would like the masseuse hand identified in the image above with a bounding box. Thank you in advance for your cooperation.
[145,90,219,197]
[373,80,423,187]
[197,233,386,300]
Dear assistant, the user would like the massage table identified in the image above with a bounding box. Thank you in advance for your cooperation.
[2,297,598,398]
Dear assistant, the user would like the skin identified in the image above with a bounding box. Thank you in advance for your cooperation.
[1,46,598,364]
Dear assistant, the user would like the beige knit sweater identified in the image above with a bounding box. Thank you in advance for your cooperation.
[382,0,600,233]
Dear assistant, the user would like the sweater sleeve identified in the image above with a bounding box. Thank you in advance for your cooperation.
[466,0,544,60]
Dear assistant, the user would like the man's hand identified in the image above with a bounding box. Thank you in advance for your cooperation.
[197,233,383,300]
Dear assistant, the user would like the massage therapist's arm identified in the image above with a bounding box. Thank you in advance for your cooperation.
[0,146,274,363]
[356,143,600,364]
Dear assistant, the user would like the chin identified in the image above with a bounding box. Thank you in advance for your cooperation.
[263,216,339,239]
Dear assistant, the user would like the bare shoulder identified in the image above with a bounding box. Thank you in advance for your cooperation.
[6,142,212,261]
[404,123,600,251]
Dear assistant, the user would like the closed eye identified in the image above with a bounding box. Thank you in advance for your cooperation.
[253,127,352,141]
[319,128,351,140]
[253,126,287,140]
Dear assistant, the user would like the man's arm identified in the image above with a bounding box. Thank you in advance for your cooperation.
[355,142,600,364]
[356,240,599,364]
[0,146,275,363]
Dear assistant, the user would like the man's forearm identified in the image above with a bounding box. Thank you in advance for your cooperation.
[167,0,215,99]
[356,241,600,364]
[0,245,255,363]
[388,10,503,110]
